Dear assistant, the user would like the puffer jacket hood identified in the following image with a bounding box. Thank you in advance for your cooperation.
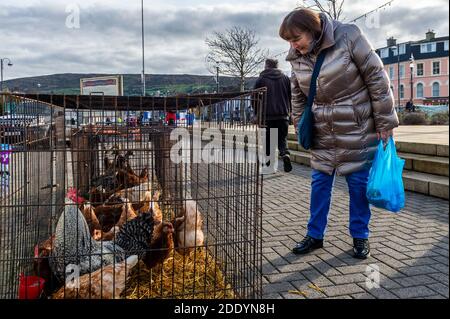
[287,13,399,176]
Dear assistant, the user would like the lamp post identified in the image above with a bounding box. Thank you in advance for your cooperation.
[1,58,13,92]
[141,0,146,96]
[390,45,401,111]
[409,54,415,104]
[215,61,220,94]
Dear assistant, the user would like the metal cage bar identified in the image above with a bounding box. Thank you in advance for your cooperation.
[0,90,266,299]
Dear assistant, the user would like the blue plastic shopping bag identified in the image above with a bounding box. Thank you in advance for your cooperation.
[366,137,405,213]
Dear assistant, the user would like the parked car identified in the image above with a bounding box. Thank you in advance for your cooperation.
[0,115,51,145]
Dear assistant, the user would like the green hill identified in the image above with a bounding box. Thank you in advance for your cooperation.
[3,73,257,95]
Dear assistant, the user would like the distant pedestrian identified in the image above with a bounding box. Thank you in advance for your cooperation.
[254,58,293,174]
[405,100,413,112]
[246,105,254,123]
[233,107,240,121]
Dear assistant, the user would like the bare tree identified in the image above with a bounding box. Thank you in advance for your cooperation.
[298,0,345,21]
[206,26,268,92]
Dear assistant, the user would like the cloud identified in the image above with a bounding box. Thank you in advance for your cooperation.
[0,0,448,80]
[356,2,449,47]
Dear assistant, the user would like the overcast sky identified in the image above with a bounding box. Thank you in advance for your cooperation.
[0,0,448,80]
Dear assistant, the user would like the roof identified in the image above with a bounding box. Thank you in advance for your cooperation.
[411,36,449,45]
[377,35,449,50]
[4,91,264,111]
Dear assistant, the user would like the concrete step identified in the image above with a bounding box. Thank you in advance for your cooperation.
[289,150,311,166]
[398,152,449,177]
[396,141,449,157]
[288,141,449,177]
[287,150,449,200]
[402,171,449,200]
[288,134,449,157]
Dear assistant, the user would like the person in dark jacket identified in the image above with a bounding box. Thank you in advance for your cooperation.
[254,58,293,174]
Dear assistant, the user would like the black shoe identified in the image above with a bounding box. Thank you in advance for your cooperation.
[292,236,323,255]
[283,155,292,172]
[353,238,370,259]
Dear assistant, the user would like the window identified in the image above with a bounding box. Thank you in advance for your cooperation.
[416,63,424,76]
[416,83,424,98]
[433,61,440,75]
[389,66,395,79]
[432,82,440,97]
[420,42,437,53]
[400,84,405,99]
[444,40,449,51]
[391,44,405,56]
[380,48,389,58]
[399,64,405,78]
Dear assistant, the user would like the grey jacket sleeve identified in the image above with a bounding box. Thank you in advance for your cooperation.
[290,70,308,127]
[348,25,399,132]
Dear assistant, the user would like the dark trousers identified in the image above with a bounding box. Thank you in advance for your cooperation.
[265,119,290,158]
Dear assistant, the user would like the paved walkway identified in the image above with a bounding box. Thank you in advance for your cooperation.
[394,126,449,145]
[288,125,449,145]
[261,162,449,299]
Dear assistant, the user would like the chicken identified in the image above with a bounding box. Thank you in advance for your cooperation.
[52,255,138,299]
[66,187,86,205]
[114,213,174,269]
[150,191,163,223]
[93,148,137,193]
[88,186,116,206]
[172,200,205,253]
[115,150,134,173]
[114,198,138,228]
[105,183,153,213]
[80,203,102,234]
[92,171,119,193]
[33,234,57,295]
[93,226,120,241]
[77,195,138,237]
[144,221,174,268]
[103,154,115,175]
[103,145,123,172]
[94,199,136,232]
[116,167,149,189]
[49,199,125,282]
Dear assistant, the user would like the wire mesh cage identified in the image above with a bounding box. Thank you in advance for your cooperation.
[0,90,266,299]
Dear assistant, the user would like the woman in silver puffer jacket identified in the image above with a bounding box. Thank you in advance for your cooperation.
[280,8,399,259]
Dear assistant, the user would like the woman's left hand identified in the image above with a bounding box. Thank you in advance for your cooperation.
[377,129,393,143]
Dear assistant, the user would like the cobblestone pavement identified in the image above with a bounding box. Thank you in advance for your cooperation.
[262,162,449,299]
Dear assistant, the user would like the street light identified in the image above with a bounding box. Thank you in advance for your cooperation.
[0,58,13,92]
[215,61,220,94]
[390,45,401,111]
[141,0,146,96]
[409,54,415,104]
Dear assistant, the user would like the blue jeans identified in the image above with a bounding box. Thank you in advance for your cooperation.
[307,168,372,240]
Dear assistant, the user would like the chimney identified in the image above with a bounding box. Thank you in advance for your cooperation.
[426,30,436,41]
[387,37,397,47]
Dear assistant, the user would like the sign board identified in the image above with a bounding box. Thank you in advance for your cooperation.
[80,75,124,96]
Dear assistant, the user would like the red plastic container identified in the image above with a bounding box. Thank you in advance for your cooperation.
[18,274,45,299]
